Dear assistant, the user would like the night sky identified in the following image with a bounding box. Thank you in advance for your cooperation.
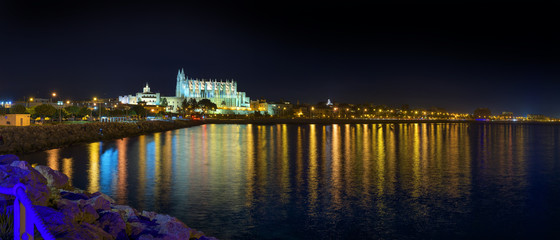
[1,1,558,116]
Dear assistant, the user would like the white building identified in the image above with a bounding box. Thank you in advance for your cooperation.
[119,83,161,106]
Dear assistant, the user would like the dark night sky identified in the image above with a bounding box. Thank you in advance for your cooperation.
[0,1,558,116]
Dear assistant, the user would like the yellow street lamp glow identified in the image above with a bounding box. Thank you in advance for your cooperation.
[66,100,70,104]
[29,98,34,102]
[93,97,97,101]
[52,93,56,97]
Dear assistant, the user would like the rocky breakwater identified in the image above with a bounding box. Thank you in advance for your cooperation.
[0,120,203,154]
[0,154,217,240]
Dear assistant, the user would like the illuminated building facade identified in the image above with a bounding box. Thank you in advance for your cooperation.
[175,69,250,109]
[119,69,251,113]
[119,83,161,106]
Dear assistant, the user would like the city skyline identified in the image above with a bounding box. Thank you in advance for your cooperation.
[1,2,558,116]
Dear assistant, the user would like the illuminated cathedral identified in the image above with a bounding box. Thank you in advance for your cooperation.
[119,69,251,113]
[175,68,250,108]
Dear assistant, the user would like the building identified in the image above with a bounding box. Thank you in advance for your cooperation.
[527,114,550,121]
[498,112,514,120]
[0,114,31,126]
[119,83,161,106]
[118,69,252,114]
[174,69,250,109]
[250,99,269,113]
[268,101,293,117]
[0,101,13,108]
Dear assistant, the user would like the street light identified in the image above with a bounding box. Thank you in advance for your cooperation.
[52,92,62,123]
[94,97,103,122]
[91,97,98,122]
[311,106,314,118]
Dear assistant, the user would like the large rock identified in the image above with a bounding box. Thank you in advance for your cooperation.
[0,162,50,206]
[57,198,82,223]
[0,154,19,165]
[127,215,161,239]
[60,190,89,201]
[87,194,112,212]
[113,205,139,221]
[34,165,70,189]
[35,205,74,237]
[153,214,192,240]
[59,222,114,240]
[56,198,100,224]
[96,211,128,239]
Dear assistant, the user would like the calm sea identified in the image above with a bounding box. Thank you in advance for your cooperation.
[22,123,560,239]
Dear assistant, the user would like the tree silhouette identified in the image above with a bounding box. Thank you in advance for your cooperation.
[64,106,80,118]
[160,98,168,107]
[34,104,57,122]
[198,99,217,112]
[474,108,492,118]
[9,104,27,114]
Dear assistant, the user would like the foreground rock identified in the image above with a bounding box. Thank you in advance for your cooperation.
[0,154,218,240]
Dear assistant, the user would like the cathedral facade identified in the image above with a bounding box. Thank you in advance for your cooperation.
[174,68,250,109]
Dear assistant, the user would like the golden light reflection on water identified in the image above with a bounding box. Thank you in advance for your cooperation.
[153,132,162,207]
[331,124,342,210]
[88,142,100,193]
[280,124,290,202]
[46,148,59,171]
[245,124,255,207]
[308,124,318,213]
[296,126,303,189]
[137,135,146,209]
[376,124,385,196]
[26,123,543,239]
[62,158,72,182]
[116,138,128,204]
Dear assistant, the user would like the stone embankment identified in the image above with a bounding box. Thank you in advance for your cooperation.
[0,120,203,154]
[0,154,217,240]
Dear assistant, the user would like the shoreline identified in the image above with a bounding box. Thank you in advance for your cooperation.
[2,118,558,155]
[204,118,559,125]
[0,120,203,155]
